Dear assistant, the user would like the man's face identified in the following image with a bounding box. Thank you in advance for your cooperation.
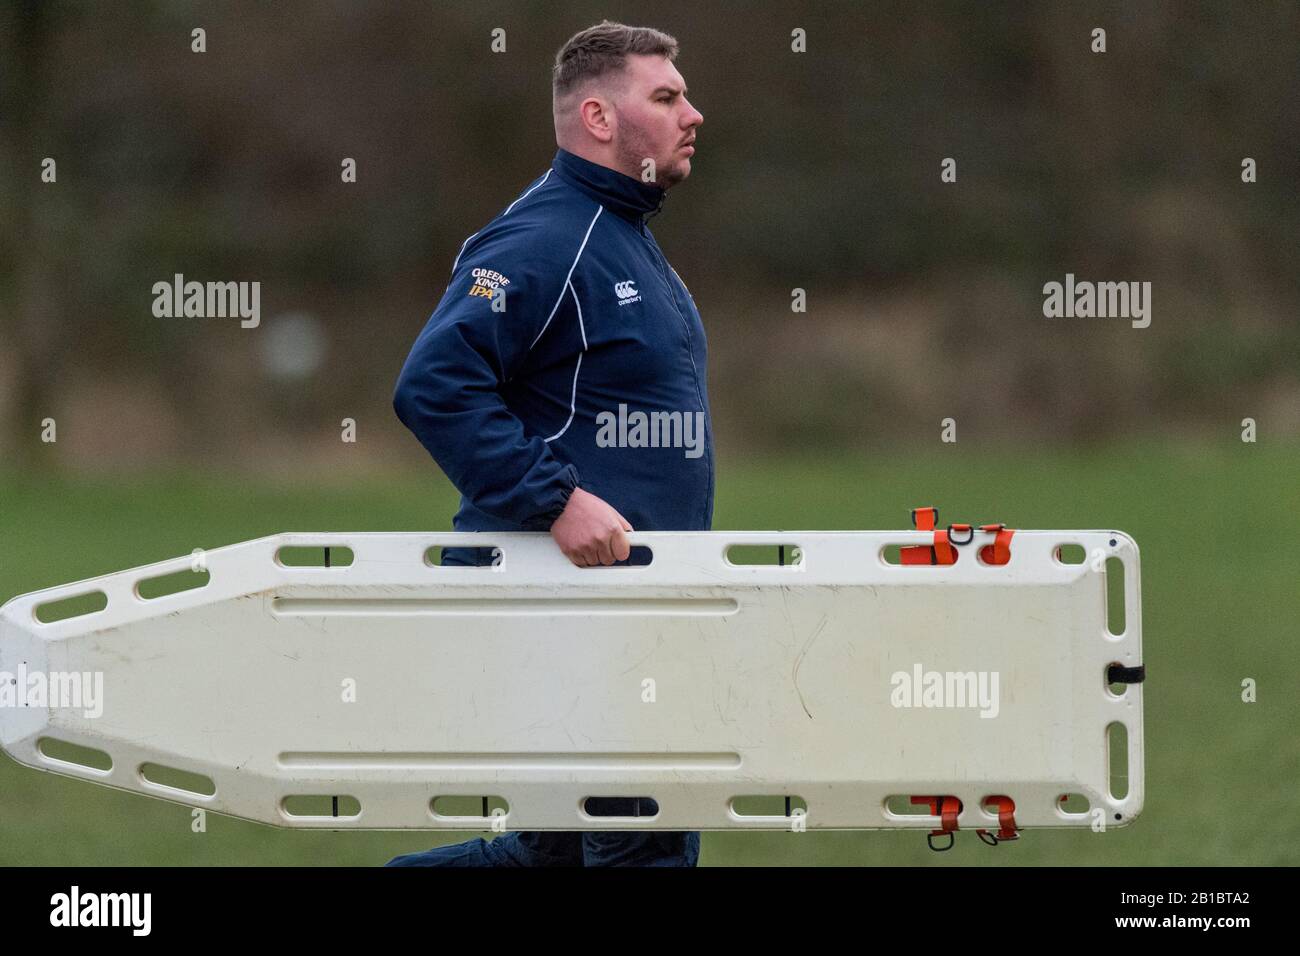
[611,54,703,189]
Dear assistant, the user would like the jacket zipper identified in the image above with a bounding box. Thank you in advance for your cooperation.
[640,221,712,475]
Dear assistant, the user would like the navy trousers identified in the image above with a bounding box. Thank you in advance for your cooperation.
[385,828,700,867]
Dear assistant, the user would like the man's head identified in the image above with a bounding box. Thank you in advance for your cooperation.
[553,20,703,189]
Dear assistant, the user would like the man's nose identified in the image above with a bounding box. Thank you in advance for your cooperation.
[682,98,703,129]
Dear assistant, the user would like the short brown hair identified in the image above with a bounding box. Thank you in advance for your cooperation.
[552,20,678,103]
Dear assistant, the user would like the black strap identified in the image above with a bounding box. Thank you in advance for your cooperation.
[1107,663,1146,684]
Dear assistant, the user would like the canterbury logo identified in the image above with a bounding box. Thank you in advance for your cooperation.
[614,280,641,306]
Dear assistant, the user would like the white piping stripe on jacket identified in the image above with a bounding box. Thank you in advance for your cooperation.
[503,169,551,215]
[451,169,552,274]
[543,280,588,443]
[543,352,583,444]
[569,279,589,350]
[528,205,602,352]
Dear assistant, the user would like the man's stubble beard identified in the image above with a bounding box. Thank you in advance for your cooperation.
[615,123,684,189]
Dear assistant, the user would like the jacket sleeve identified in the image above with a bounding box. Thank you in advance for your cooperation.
[392,244,580,530]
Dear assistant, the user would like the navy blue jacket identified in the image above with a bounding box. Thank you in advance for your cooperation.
[393,148,714,554]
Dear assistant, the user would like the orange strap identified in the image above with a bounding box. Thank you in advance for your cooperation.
[933,528,956,565]
[912,794,963,850]
[902,506,957,565]
[978,523,1016,565]
[977,795,1020,844]
[903,508,1016,566]
[910,506,938,532]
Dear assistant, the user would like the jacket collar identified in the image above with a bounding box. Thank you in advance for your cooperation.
[552,147,666,223]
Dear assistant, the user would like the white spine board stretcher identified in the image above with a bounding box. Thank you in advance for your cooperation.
[0,529,1144,832]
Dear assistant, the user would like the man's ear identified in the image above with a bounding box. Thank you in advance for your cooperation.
[581,97,615,144]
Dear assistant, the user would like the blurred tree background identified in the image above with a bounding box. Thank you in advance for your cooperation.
[1,0,1296,475]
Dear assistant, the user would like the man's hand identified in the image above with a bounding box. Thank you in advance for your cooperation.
[550,488,633,567]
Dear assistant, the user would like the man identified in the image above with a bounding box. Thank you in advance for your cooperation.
[387,21,710,866]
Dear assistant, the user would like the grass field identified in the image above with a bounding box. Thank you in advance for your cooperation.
[1,439,1296,865]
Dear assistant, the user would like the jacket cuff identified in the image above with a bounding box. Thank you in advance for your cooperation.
[520,464,581,531]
